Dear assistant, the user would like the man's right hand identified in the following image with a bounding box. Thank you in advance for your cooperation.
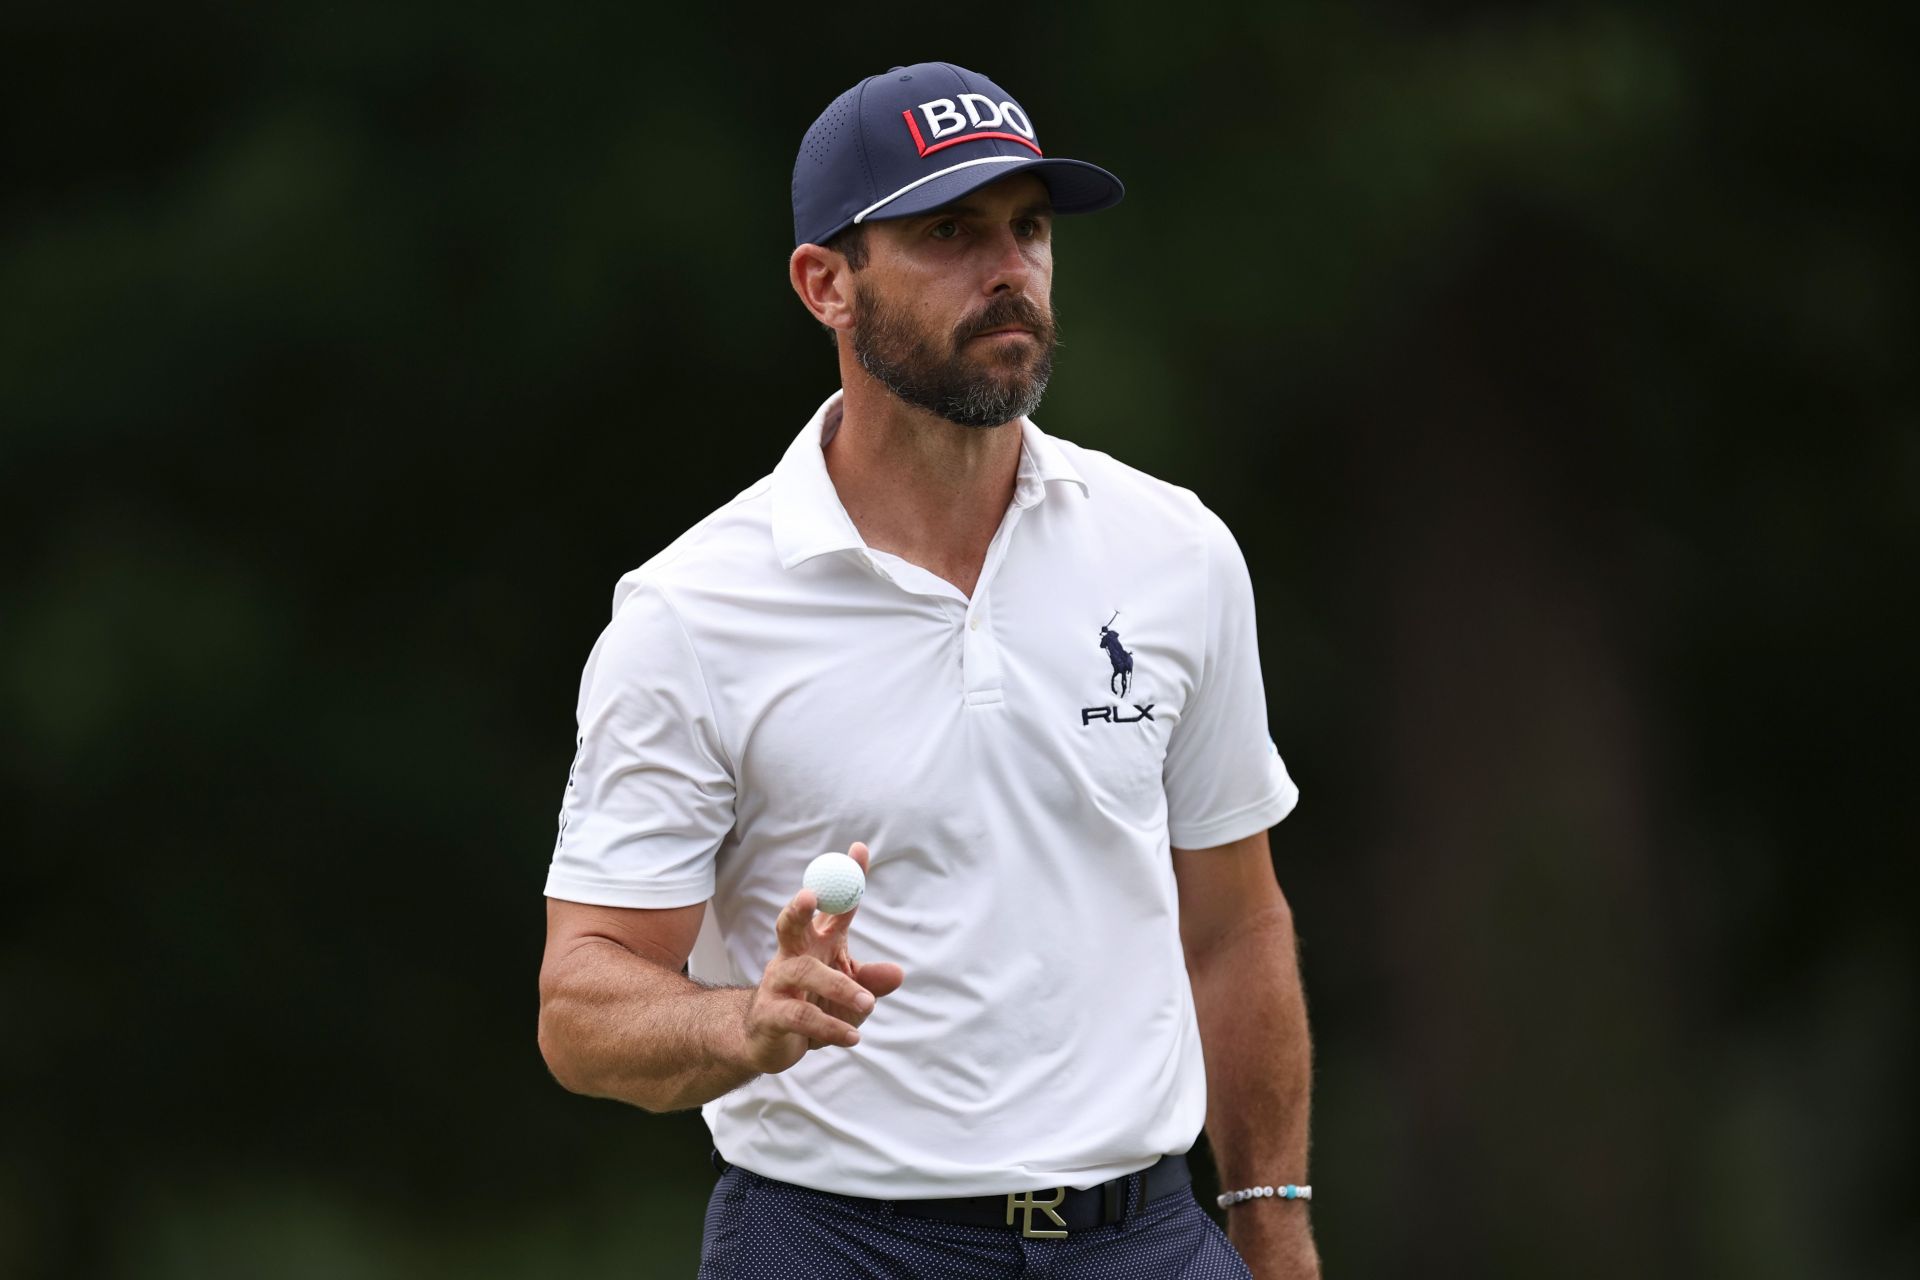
[739,842,905,1075]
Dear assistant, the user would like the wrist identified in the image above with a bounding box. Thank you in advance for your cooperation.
[1228,1206,1320,1277]
[715,985,760,1074]
[1226,1197,1314,1231]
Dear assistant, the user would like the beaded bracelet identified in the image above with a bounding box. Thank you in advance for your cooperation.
[1217,1183,1312,1209]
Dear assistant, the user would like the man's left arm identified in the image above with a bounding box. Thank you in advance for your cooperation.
[1175,828,1322,1280]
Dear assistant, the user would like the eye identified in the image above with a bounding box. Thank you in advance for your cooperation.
[1015,218,1039,238]
[929,220,960,240]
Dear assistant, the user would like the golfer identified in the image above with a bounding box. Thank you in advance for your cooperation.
[538,61,1321,1279]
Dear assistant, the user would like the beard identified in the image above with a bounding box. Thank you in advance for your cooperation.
[850,283,1057,429]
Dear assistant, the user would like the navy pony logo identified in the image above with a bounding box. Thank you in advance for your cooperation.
[1098,611,1134,697]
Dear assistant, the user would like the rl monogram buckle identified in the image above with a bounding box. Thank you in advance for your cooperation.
[1005,1186,1069,1239]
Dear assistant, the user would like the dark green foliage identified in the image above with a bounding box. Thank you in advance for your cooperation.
[1,4,1912,1277]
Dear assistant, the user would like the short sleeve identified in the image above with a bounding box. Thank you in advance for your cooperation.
[544,582,736,908]
[1162,507,1299,849]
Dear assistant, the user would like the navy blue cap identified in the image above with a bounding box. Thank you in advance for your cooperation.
[792,62,1125,249]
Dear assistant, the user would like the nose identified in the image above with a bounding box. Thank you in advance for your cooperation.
[981,224,1033,296]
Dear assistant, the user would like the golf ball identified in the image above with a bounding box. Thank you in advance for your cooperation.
[803,851,865,915]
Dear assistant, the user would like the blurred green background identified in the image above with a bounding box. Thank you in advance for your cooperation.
[3,2,1914,1277]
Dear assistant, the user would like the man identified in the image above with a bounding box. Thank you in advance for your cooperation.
[537,62,1321,1279]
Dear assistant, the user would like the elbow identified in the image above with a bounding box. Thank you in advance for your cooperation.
[537,1001,590,1096]
[536,997,676,1113]
[1184,896,1297,979]
[536,968,608,1100]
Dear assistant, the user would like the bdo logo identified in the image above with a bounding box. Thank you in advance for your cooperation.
[901,96,1042,158]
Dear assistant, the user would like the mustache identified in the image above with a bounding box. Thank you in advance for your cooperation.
[955,295,1055,346]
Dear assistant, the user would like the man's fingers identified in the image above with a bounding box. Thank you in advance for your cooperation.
[756,849,889,1061]
[770,955,876,1013]
[775,889,819,956]
[814,901,858,949]
[773,996,860,1047]
[853,960,906,999]
[818,998,870,1030]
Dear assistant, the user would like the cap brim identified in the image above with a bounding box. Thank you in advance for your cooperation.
[856,157,1124,229]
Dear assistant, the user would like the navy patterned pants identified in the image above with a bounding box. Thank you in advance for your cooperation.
[698,1164,1253,1279]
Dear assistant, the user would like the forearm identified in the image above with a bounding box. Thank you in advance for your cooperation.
[1190,904,1319,1272]
[538,937,757,1112]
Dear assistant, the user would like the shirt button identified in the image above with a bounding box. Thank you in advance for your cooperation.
[969,616,980,631]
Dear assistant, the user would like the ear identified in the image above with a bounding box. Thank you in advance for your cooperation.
[790,243,857,333]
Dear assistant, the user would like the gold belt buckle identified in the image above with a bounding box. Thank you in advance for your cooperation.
[1005,1186,1069,1239]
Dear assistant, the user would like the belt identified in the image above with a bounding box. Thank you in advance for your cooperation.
[712,1151,1190,1240]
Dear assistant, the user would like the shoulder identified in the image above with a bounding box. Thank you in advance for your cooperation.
[606,473,781,619]
[1043,431,1230,545]
[1041,431,1256,608]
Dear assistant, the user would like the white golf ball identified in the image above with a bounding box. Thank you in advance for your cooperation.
[803,851,865,915]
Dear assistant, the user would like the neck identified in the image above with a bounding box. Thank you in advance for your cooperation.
[824,352,1024,598]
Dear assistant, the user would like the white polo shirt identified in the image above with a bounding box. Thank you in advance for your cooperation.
[546,391,1298,1199]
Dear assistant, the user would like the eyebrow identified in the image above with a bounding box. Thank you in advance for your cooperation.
[922,200,1056,221]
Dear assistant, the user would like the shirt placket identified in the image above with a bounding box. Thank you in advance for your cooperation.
[961,503,1030,708]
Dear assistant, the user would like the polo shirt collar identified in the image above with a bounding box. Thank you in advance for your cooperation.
[771,390,1090,571]
[1016,413,1089,505]
[770,394,866,569]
